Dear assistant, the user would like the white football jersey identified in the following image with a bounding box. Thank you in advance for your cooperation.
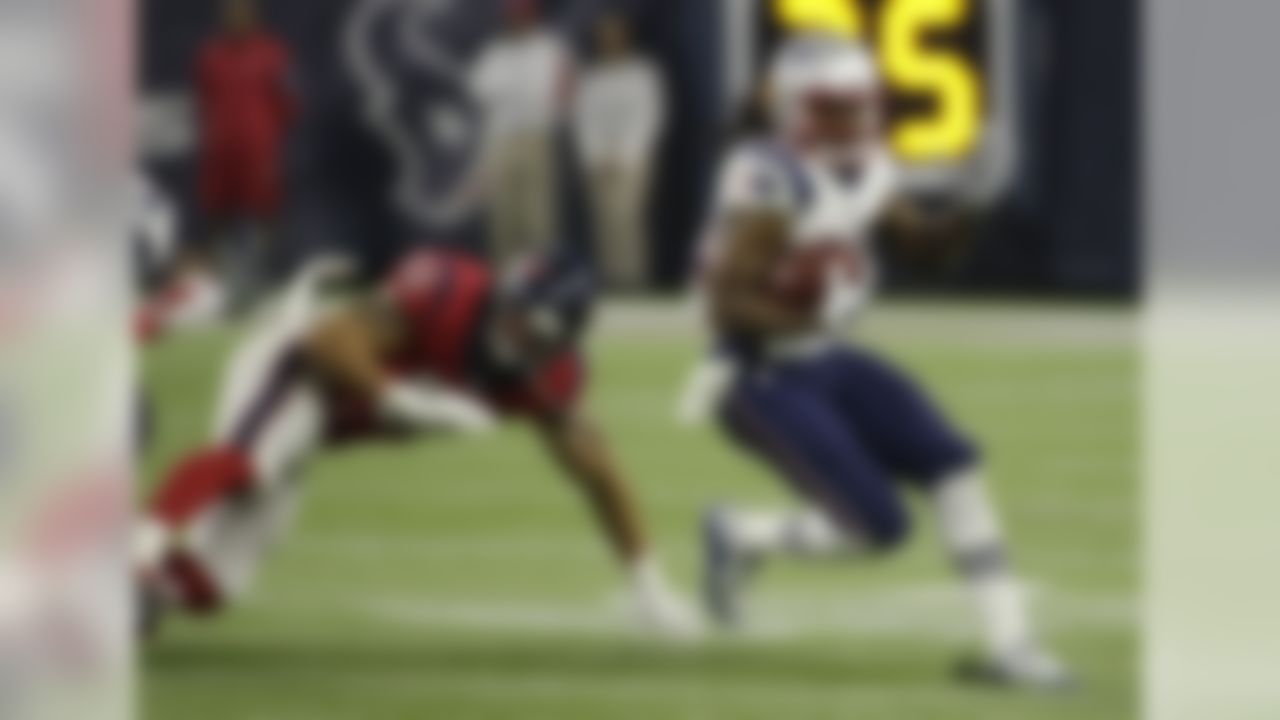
[707,138,898,256]
[677,139,899,420]
[697,139,899,344]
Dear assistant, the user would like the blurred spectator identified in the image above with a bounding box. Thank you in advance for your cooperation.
[194,0,295,294]
[137,0,297,343]
[470,0,573,263]
[573,13,666,290]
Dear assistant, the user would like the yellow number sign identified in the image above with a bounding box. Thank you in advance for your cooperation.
[774,0,867,39]
[882,0,981,162]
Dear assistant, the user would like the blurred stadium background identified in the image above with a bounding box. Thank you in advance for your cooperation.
[139,0,1138,295]
[140,0,1138,717]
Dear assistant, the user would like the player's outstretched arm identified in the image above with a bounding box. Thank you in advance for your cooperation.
[301,303,493,434]
[710,209,813,337]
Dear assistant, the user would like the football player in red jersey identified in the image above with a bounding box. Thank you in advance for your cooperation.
[136,248,700,637]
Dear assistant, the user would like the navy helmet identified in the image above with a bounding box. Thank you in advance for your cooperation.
[496,247,598,354]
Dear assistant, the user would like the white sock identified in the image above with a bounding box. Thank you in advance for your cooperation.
[134,518,171,572]
[932,468,1035,658]
[727,507,858,557]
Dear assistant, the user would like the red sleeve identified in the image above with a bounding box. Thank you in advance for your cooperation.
[381,251,492,376]
[500,352,586,418]
[383,252,452,321]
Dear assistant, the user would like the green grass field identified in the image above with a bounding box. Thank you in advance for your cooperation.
[142,301,1136,719]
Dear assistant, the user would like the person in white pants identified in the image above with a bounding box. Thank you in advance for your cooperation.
[471,0,574,263]
[573,12,666,290]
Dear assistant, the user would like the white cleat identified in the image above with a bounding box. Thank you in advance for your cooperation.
[958,645,1077,692]
[701,505,762,629]
[629,587,705,642]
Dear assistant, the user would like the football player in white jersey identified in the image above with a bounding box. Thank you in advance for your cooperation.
[687,35,1072,689]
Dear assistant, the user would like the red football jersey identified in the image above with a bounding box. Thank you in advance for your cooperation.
[382,250,585,418]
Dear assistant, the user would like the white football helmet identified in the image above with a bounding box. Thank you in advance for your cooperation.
[767,36,883,159]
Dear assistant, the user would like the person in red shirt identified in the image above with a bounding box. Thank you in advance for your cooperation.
[135,0,296,344]
[196,0,294,228]
[136,248,700,638]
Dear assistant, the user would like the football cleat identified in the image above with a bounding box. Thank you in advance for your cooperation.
[701,505,763,629]
[957,644,1077,692]
[629,586,705,642]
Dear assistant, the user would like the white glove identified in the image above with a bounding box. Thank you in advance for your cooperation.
[674,356,737,427]
[380,381,497,435]
[819,264,870,330]
[279,255,356,335]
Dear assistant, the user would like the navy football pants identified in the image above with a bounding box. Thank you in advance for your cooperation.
[720,346,977,549]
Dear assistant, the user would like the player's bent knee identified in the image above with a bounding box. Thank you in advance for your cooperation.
[858,503,912,552]
[874,512,912,551]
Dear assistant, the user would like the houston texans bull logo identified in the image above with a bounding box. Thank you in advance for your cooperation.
[343,0,499,229]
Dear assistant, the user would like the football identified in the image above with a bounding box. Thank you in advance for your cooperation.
[771,243,864,312]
